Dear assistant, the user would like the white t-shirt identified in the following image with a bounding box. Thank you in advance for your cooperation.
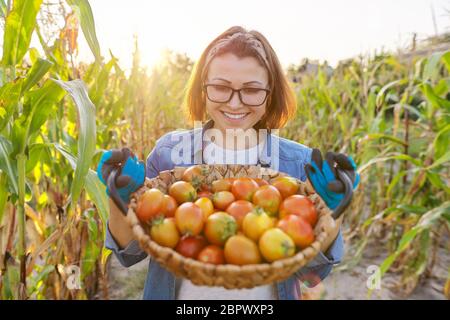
[176,134,277,300]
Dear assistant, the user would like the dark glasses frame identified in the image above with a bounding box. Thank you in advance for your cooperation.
[203,84,271,107]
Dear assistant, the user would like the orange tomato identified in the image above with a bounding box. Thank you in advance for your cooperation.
[161,195,178,217]
[136,188,165,223]
[242,207,274,241]
[259,228,295,262]
[212,191,235,210]
[182,165,208,190]
[212,178,233,193]
[204,212,237,246]
[174,202,204,235]
[150,217,180,248]
[253,178,269,187]
[224,235,262,265]
[231,178,259,201]
[195,197,214,222]
[279,195,318,226]
[225,200,254,229]
[169,181,197,204]
[271,176,299,199]
[252,185,282,217]
[277,215,315,249]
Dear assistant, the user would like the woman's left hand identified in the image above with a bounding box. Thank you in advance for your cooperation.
[305,149,360,210]
[304,149,360,251]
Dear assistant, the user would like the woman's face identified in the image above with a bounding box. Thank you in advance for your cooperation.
[205,52,269,133]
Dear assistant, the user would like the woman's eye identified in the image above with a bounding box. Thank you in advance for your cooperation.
[242,88,263,95]
[213,85,230,92]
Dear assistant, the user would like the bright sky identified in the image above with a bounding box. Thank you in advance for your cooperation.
[78,0,449,70]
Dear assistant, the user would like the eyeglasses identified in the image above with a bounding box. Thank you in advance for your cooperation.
[203,84,271,107]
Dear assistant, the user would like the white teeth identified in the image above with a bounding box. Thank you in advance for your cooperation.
[223,112,248,119]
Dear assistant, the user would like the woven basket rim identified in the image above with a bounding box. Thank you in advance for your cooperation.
[126,164,333,288]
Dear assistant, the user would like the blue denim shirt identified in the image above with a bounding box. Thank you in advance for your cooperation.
[105,121,344,300]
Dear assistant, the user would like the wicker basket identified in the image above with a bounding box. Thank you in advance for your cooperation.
[123,164,335,289]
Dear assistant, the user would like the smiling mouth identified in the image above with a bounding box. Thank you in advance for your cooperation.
[220,111,251,120]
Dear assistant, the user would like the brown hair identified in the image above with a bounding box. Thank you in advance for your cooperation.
[183,26,297,129]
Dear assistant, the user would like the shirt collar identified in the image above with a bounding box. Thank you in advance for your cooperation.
[191,119,273,167]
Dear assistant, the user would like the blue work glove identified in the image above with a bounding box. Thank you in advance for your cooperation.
[305,149,360,210]
[97,148,146,204]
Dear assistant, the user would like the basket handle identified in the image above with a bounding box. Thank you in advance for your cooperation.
[331,168,354,220]
[107,167,129,216]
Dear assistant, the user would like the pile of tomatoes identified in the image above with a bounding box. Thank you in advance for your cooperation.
[135,165,317,265]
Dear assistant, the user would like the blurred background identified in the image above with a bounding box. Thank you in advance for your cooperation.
[0,0,449,300]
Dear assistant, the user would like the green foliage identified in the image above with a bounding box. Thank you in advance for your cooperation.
[0,0,448,300]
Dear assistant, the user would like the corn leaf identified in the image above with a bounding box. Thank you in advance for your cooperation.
[53,79,96,210]
[0,79,22,132]
[53,143,109,236]
[89,56,117,106]
[421,83,450,112]
[426,150,450,170]
[66,0,101,63]
[0,172,7,225]
[433,123,450,159]
[0,135,18,194]
[379,201,450,276]
[376,79,408,108]
[21,58,53,94]
[1,0,43,66]
[442,51,450,73]
[0,0,6,19]
[81,208,101,279]
[423,51,448,82]
[359,153,423,173]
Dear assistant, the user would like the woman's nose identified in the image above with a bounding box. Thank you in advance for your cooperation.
[227,91,243,109]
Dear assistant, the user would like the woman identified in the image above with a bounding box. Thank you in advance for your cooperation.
[98,26,359,300]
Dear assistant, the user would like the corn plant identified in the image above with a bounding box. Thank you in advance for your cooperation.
[285,49,449,296]
[0,0,109,299]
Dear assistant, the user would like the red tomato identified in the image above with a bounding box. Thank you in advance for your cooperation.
[231,178,259,201]
[252,185,282,217]
[169,181,197,204]
[277,215,315,249]
[224,235,262,265]
[212,191,235,210]
[161,195,178,217]
[136,188,164,223]
[200,182,212,191]
[271,176,300,199]
[225,200,254,229]
[175,235,207,259]
[204,212,237,246]
[197,245,225,265]
[174,202,204,235]
[279,195,318,226]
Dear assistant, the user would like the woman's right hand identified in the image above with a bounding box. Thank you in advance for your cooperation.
[97,147,146,204]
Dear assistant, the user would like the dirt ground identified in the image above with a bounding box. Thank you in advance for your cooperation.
[105,238,449,300]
